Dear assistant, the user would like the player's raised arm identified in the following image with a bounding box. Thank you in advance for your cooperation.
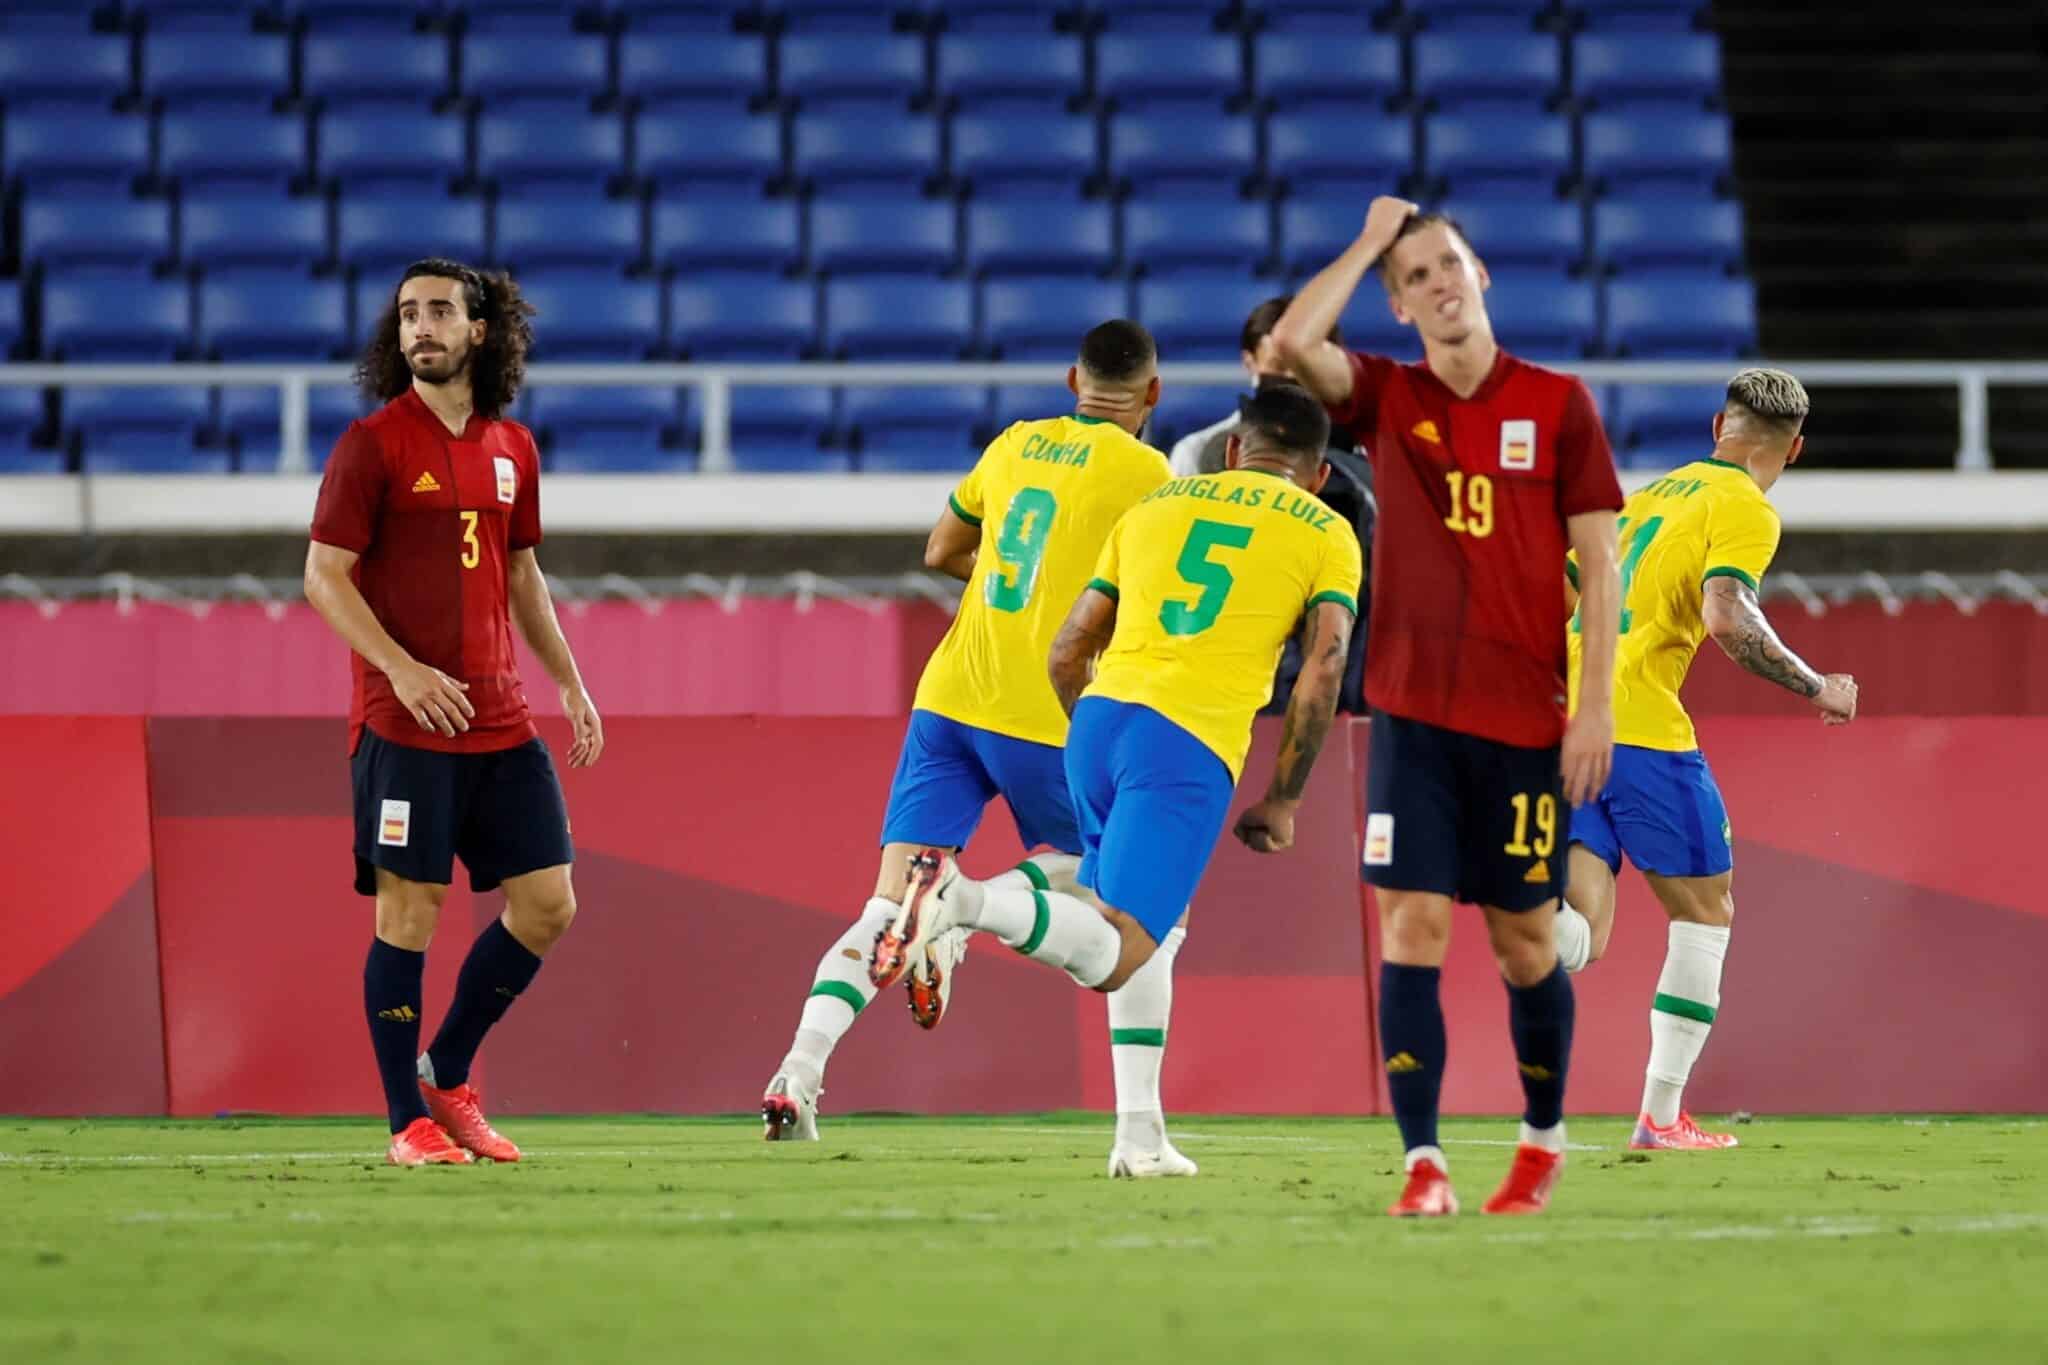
[1048,585,1118,717]
[923,499,980,582]
[1562,510,1618,806]
[507,548,604,767]
[1702,578,1857,724]
[1266,195,1418,405]
[1234,599,1354,855]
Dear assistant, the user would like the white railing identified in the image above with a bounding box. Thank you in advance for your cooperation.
[4,359,2047,473]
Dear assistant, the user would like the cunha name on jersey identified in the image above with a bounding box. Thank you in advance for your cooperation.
[1018,432,1095,466]
[1142,475,1344,533]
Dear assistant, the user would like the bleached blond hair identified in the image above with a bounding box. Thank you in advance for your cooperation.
[1725,368,1809,429]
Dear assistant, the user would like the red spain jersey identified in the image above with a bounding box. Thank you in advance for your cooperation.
[1328,349,1623,748]
[310,387,543,755]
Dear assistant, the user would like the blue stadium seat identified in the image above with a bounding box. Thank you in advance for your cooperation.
[197,269,349,359]
[1573,32,1720,105]
[303,31,450,104]
[43,270,192,360]
[964,198,1114,276]
[810,194,957,274]
[1403,0,1551,28]
[846,386,989,471]
[1150,383,1244,450]
[1444,194,1582,268]
[1424,107,1571,191]
[990,384,1083,432]
[21,193,172,269]
[932,0,1068,29]
[1605,270,1754,356]
[351,274,395,343]
[545,444,699,474]
[669,272,817,358]
[620,32,767,101]
[288,0,439,21]
[1583,109,1731,188]
[1328,286,1416,355]
[779,31,925,102]
[228,385,373,472]
[1251,32,1401,107]
[337,189,487,269]
[1268,108,1412,192]
[949,108,1097,195]
[1135,270,1278,356]
[495,195,645,270]
[318,108,467,186]
[463,30,609,101]
[161,109,305,188]
[5,108,151,188]
[142,28,290,104]
[1094,33,1242,105]
[0,384,59,472]
[0,280,22,358]
[934,33,1085,107]
[182,190,329,268]
[1413,32,1560,105]
[981,275,1131,359]
[1089,0,1228,26]
[1607,382,1726,451]
[1484,270,1597,356]
[1278,196,1364,273]
[1106,108,1256,192]
[725,385,844,473]
[478,103,626,191]
[528,385,683,472]
[0,33,130,101]
[824,276,973,359]
[1592,194,1742,270]
[1572,0,1707,29]
[1124,193,1270,270]
[791,107,939,188]
[636,104,784,187]
[518,269,663,360]
[652,193,801,271]
[66,385,220,474]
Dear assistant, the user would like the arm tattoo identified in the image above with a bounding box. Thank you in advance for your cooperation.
[1268,608,1351,801]
[1049,615,1115,716]
[1711,582,1822,698]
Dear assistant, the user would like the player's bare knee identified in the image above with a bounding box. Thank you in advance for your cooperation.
[1487,911,1558,986]
[505,891,576,952]
[1379,898,1451,965]
[374,882,443,950]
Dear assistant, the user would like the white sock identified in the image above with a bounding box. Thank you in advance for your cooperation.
[1520,1121,1567,1153]
[1404,1144,1446,1173]
[1642,920,1731,1127]
[1109,923,1184,1149]
[779,897,894,1094]
[1555,901,1592,973]
[958,871,1119,988]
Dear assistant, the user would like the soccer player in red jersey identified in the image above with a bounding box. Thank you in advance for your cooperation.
[1269,198,1624,1216]
[305,259,605,1167]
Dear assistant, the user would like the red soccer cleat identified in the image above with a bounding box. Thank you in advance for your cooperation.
[1481,1144,1564,1215]
[870,848,958,991]
[1387,1159,1459,1217]
[387,1116,472,1166]
[1631,1111,1740,1151]
[420,1081,521,1163]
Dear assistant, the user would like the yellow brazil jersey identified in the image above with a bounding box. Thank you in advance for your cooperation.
[1083,469,1363,780]
[1567,458,1782,752]
[913,414,1172,748]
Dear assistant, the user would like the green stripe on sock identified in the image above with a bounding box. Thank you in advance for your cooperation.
[809,980,869,1015]
[1014,859,1051,892]
[1016,889,1051,957]
[1110,1028,1166,1047]
[1652,992,1716,1024]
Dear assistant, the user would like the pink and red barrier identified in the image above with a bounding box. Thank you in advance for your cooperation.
[4,713,2044,1116]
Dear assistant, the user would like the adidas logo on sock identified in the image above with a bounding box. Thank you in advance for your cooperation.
[376,1005,419,1023]
[1385,1052,1423,1074]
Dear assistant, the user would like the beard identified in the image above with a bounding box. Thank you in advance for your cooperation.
[407,344,470,385]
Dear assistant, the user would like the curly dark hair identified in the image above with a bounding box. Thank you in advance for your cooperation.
[355,258,536,418]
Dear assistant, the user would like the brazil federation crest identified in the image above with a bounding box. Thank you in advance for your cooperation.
[1499,419,1536,471]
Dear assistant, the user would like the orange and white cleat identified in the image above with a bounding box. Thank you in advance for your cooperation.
[1631,1111,1740,1151]
[1387,1159,1459,1217]
[906,928,968,1030]
[1481,1144,1564,1215]
[420,1081,521,1163]
[870,848,960,991]
[387,1116,472,1166]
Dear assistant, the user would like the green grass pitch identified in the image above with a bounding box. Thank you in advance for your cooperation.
[4,1114,2044,1363]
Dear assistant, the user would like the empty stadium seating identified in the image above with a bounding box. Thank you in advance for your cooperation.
[0,10,1749,473]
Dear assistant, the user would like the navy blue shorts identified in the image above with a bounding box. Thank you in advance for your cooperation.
[878,709,1082,856]
[1569,744,1733,879]
[1065,697,1235,944]
[1361,709,1564,913]
[351,731,574,895]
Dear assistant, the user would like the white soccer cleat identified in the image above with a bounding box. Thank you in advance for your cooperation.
[870,847,964,990]
[908,927,969,1030]
[761,1071,820,1142]
[1108,1141,1199,1179]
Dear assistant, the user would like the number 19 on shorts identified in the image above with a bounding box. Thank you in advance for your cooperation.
[1504,792,1557,858]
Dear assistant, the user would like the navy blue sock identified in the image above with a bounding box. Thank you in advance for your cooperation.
[1379,963,1447,1154]
[364,938,430,1134]
[1506,963,1576,1130]
[424,920,543,1090]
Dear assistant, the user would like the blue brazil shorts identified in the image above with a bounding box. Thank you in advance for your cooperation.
[878,709,1083,855]
[1568,743,1733,880]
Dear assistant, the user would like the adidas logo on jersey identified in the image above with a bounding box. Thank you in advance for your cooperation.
[1410,420,1442,444]
[412,471,442,494]
[1524,859,1551,884]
